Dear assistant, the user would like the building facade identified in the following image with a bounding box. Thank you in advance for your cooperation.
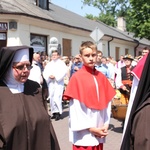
[0,0,149,60]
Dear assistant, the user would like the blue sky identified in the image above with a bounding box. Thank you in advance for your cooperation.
[51,0,100,17]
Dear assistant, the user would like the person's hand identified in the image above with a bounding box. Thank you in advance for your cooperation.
[121,85,129,92]
[121,85,127,91]
[89,126,108,138]
[74,66,79,71]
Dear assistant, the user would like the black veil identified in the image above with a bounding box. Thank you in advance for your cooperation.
[121,52,150,149]
[0,46,33,79]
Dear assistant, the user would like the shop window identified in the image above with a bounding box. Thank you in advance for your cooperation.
[30,34,47,53]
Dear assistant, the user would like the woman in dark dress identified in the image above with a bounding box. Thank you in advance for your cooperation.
[121,52,150,150]
[0,46,60,150]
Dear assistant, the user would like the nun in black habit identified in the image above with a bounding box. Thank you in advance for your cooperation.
[0,46,60,150]
[121,52,150,150]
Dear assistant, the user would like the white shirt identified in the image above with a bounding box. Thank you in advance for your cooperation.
[28,61,42,85]
[115,68,123,89]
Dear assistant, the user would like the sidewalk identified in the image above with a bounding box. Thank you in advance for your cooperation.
[52,105,123,150]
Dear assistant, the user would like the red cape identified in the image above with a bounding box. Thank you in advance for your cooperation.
[132,53,148,80]
[63,65,116,110]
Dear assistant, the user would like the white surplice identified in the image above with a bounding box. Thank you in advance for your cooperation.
[69,99,111,146]
[43,59,67,114]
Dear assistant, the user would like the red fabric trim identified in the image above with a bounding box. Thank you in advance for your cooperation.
[73,144,103,150]
[63,65,116,110]
[132,53,148,80]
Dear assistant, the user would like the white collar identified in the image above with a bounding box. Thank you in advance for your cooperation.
[3,64,24,94]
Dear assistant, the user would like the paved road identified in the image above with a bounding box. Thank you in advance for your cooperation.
[52,105,123,150]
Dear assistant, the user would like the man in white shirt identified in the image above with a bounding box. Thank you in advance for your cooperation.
[28,52,43,85]
[43,50,67,121]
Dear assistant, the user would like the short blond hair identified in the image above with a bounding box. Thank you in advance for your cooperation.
[79,41,97,54]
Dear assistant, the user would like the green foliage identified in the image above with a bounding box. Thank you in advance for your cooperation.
[98,12,116,27]
[82,0,150,39]
[83,0,130,28]
[128,0,150,39]
[86,13,116,26]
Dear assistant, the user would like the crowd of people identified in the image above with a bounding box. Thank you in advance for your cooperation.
[0,43,149,150]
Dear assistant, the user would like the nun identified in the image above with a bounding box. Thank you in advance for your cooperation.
[121,52,150,150]
[0,46,60,150]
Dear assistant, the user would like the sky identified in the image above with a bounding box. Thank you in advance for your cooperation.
[51,0,100,17]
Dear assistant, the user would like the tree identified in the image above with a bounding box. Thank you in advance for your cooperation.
[86,12,116,27]
[128,0,150,40]
[82,0,150,39]
[82,0,130,27]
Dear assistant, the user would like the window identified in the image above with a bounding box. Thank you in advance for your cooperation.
[125,48,129,55]
[30,34,47,53]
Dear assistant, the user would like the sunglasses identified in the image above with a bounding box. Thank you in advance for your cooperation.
[13,64,33,71]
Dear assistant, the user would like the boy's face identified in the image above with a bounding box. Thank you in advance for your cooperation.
[80,47,97,69]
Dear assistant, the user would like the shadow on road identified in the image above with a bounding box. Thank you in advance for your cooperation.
[109,123,123,133]
[61,105,69,119]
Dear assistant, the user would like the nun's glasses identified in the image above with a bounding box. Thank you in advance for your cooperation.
[13,64,33,71]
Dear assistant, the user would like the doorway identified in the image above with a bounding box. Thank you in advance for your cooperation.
[0,32,7,49]
[62,38,72,57]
